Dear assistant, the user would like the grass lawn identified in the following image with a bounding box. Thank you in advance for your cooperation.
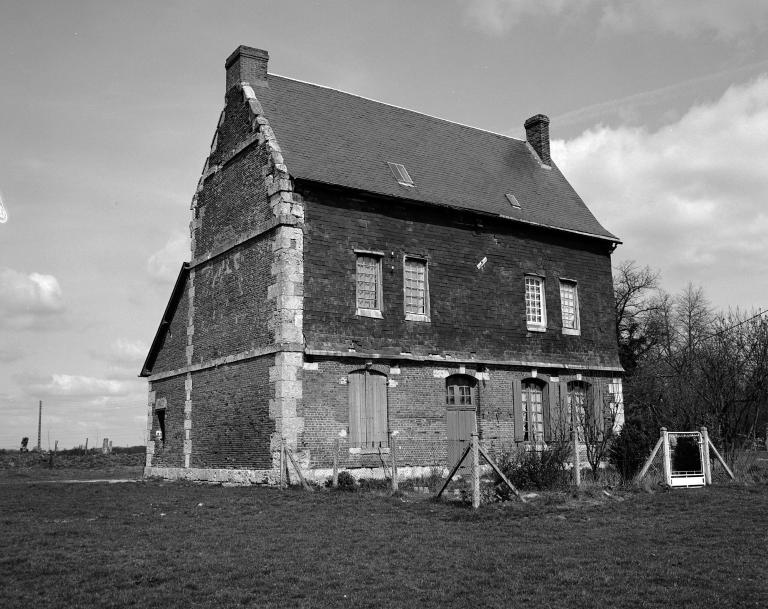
[1,475,766,608]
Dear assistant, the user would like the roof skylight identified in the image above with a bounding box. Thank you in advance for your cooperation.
[505,193,520,209]
[387,162,414,187]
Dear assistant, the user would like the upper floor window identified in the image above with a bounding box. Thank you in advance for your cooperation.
[525,275,546,331]
[404,257,430,322]
[559,280,580,335]
[355,252,383,318]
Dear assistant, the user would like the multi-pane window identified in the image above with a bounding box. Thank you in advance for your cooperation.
[446,382,473,405]
[560,280,580,333]
[404,257,429,319]
[356,254,382,315]
[522,381,545,442]
[568,382,587,440]
[525,275,546,330]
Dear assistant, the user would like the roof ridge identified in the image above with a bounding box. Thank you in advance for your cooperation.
[268,73,527,145]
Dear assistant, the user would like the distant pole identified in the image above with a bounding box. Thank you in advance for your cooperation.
[37,400,42,451]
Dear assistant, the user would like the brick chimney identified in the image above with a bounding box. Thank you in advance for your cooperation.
[524,114,551,166]
[225,45,269,92]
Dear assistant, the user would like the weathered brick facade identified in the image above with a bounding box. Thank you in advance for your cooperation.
[141,45,623,484]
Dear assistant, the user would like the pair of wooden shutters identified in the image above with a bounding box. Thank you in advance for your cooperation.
[348,370,388,449]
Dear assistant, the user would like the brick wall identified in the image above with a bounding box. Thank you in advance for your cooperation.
[151,285,189,373]
[300,356,615,471]
[192,241,273,363]
[301,185,620,368]
[149,376,186,468]
[189,358,275,469]
[145,82,303,479]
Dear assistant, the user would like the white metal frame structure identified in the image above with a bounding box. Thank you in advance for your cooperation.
[635,426,735,488]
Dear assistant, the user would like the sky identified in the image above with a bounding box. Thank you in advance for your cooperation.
[1,0,767,449]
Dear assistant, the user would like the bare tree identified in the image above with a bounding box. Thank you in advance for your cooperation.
[573,383,622,481]
[613,260,662,374]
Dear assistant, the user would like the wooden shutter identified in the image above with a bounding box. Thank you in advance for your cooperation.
[368,371,388,448]
[559,380,569,435]
[593,380,604,440]
[542,382,552,442]
[348,371,365,447]
[513,379,524,442]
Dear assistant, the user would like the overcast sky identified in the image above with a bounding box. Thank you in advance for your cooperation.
[1,0,767,449]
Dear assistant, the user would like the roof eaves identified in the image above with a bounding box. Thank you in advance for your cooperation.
[139,263,190,378]
[293,177,621,243]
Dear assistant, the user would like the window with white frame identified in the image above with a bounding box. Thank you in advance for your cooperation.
[559,280,580,334]
[525,275,546,331]
[522,380,545,443]
[355,253,383,318]
[404,257,429,321]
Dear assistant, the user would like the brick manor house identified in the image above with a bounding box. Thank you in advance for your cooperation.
[140,46,623,483]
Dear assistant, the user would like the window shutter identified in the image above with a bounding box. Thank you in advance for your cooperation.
[368,372,388,448]
[593,381,604,441]
[513,379,524,442]
[348,372,365,447]
[542,382,552,442]
[559,381,569,434]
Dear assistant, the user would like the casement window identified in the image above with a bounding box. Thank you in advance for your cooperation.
[446,376,475,406]
[525,275,547,331]
[559,280,580,335]
[404,257,430,322]
[348,369,388,450]
[567,381,588,440]
[355,252,383,318]
[521,380,545,443]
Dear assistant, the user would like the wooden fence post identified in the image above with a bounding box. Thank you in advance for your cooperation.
[471,432,480,509]
[332,437,339,488]
[660,427,671,486]
[572,429,581,488]
[390,431,399,493]
[700,427,712,485]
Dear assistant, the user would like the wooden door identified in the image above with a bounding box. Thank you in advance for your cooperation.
[446,376,477,472]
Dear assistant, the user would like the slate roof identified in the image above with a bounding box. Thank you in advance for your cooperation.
[254,75,619,242]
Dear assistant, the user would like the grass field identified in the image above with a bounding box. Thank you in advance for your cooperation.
[1,470,766,609]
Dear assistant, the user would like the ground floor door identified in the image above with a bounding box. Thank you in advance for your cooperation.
[445,375,478,472]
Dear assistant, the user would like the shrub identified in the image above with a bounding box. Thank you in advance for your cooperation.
[335,471,357,492]
[495,443,570,492]
[608,416,654,483]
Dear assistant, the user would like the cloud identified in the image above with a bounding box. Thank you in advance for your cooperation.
[0,267,65,329]
[24,374,130,398]
[464,0,768,40]
[551,74,768,308]
[104,338,149,366]
[0,345,24,363]
[147,231,189,283]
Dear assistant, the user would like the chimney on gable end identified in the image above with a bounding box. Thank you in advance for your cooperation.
[225,45,269,92]
[524,114,551,166]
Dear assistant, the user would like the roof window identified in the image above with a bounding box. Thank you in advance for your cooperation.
[505,193,520,209]
[387,162,414,187]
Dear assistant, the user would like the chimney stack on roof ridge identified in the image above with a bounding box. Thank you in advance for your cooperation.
[225,45,269,92]
[524,114,551,166]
